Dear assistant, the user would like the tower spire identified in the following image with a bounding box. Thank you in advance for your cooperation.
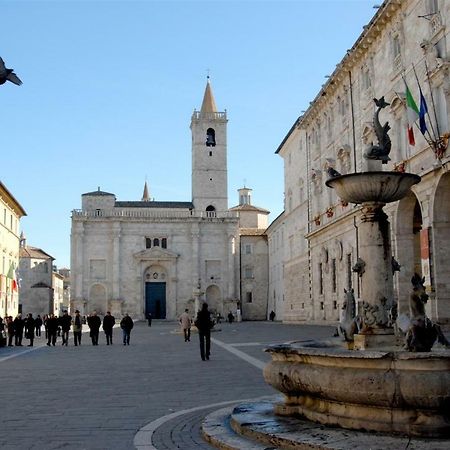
[142,181,150,201]
[200,76,217,113]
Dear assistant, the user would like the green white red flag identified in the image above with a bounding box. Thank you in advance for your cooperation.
[405,81,419,145]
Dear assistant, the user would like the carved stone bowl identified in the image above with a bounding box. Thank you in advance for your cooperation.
[325,172,421,204]
[264,340,450,437]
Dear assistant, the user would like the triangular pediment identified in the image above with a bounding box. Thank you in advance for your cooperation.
[133,247,179,260]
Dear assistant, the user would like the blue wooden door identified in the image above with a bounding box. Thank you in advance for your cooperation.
[145,282,166,319]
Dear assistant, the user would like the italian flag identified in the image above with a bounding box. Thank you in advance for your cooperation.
[405,82,419,146]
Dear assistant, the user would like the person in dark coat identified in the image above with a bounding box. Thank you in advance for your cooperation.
[35,315,43,337]
[147,312,152,327]
[195,303,212,361]
[13,314,25,346]
[59,310,72,346]
[87,311,101,345]
[72,310,82,346]
[46,313,59,346]
[6,316,14,346]
[120,313,134,345]
[102,311,115,345]
[227,311,234,324]
[24,313,36,347]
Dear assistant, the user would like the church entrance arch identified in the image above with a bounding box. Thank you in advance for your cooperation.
[144,266,167,319]
[205,285,221,315]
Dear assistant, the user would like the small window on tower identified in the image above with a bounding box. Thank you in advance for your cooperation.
[146,238,152,249]
[162,238,167,248]
[206,128,216,147]
[153,238,160,247]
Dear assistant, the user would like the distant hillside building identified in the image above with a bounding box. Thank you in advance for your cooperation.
[18,237,55,316]
[0,181,26,317]
[70,80,270,320]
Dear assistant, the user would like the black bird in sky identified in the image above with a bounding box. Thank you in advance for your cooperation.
[0,57,22,86]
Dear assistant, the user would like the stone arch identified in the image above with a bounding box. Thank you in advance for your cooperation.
[205,284,221,315]
[431,171,450,322]
[89,283,107,315]
[394,191,422,314]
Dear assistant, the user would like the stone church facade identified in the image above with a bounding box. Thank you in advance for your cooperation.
[271,0,450,324]
[71,81,269,320]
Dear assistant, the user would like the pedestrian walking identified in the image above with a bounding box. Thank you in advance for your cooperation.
[43,314,49,339]
[6,316,14,346]
[24,313,35,347]
[227,311,234,324]
[46,313,58,346]
[102,311,115,345]
[35,314,43,337]
[195,303,212,361]
[87,311,101,345]
[120,313,134,345]
[269,310,276,321]
[179,308,192,342]
[72,310,82,346]
[13,313,25,346]
[59,310,72,346]
[147,312,152,327]
[0,317,6,347]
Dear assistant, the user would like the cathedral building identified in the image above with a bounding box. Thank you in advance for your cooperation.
[70,80,269,320]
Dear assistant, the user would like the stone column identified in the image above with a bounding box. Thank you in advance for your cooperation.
[111,223,121,301]
[354,201,395,349]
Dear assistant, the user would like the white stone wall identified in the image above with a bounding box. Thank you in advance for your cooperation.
[274,0,450,324]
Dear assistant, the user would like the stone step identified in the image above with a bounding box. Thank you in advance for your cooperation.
[202,405,277,450]
[204,397,450,450]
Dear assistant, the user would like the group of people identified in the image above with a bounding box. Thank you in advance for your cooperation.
[0,310,135,347]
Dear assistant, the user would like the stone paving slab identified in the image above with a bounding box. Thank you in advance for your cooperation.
[1,321,332,449]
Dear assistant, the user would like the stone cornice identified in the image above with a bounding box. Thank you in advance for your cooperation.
[298,0,403,128]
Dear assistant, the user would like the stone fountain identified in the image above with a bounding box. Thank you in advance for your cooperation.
[262,98,450,439]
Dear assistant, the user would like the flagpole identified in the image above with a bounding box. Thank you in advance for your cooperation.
[394,91,434,147]
[424,59,441,138]
[412,64,438,143]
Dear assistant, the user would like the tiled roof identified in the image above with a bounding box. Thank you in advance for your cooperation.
[19,246,54,260]
[115,201,194,209]
[239,228,267,236]
[229,204,270,213]
[82,190,115,197]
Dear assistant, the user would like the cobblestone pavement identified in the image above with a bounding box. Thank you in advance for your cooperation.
[0,321,334,449]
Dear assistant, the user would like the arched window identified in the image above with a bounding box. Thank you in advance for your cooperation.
[206,128,216,147]
[206,205,216,218]
[153,238,160,247]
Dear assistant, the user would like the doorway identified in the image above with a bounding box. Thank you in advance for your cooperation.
[145,282,166,319]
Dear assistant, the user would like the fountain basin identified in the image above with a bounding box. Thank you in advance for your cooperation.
[264,340,450,437]
[325,171,421,204]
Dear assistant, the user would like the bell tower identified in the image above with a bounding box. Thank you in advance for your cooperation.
[191,77,228,213]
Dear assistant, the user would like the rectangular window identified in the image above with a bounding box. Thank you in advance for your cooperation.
[246,292,253,303]
[347,254,352,289]
[331,258,337,293]
[245,244,252,254]
[244,267,253,279]
[162,238,167,249]
[319,263,323,295]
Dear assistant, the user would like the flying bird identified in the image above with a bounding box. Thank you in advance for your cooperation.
[0,57,23,86]
[327,167,341,178]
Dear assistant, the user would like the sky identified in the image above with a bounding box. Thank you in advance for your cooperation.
[1,0,378,268]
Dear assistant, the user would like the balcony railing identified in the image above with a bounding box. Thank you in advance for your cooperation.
[72,209,238,220]
[191,111,227,121]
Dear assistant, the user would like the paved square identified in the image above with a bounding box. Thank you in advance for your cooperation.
[0,321,333,449]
